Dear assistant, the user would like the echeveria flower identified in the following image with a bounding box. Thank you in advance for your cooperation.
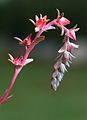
[65,25,80,40]
[29,14,55,32]
[55,9,70,26]
[8,53,33,67]
[29,14,50,32]
[14,33,32,48]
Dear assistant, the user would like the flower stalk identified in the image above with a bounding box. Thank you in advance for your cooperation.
[0,9,79,104]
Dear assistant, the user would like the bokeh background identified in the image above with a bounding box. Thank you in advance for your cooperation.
[0,0,87,120]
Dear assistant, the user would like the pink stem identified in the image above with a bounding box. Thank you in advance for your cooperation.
[0,67,22,104]
[22,30,43,63]
[0,30,43,104]
[0,19,57,104]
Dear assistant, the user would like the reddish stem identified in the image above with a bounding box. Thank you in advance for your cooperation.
[0,30,43,104]
[0,67,22,104]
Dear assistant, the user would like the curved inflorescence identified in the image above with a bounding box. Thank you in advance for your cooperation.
[0,9,79,104]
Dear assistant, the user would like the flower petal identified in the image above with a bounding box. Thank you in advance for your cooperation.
[14,37,22,42]
[60,63,67,73]
[70,42,79,49]
[58,43,67,53]
[57,71,64,82]
[56,9,60,17]
[24,58,33,66]
[51,78,59,91]
[59,17,70,26]
[29,19,35,25]
[8,53,14,61]
[35,27,40,32]
[35,15,39,21]
[52,70,59,79]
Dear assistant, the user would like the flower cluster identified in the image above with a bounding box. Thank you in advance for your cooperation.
[51,36,79,91]
[0,9,79,104]
[51,10,79,91]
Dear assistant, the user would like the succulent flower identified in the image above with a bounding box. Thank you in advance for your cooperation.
[8,53,33,67]
[0,9,79,104]
[29,14,49,32]
[29,14,55,32]
[14,33,32,48]
[55,9,70,26]
[65,25,80,40]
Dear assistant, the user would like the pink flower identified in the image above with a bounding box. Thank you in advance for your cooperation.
[55,9,70,26]
[8,54,23,67]
[35,15,49,31]
[58,35,79,53]
[29,14,50,32]
[53,9,70,36]
[8,53,33,67]
[65,25,80,40]
[67,41,79,52]
[14,33,32,48]
[29,14,55,32]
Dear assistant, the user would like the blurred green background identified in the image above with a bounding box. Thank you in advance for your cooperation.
[0,0,87,120]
